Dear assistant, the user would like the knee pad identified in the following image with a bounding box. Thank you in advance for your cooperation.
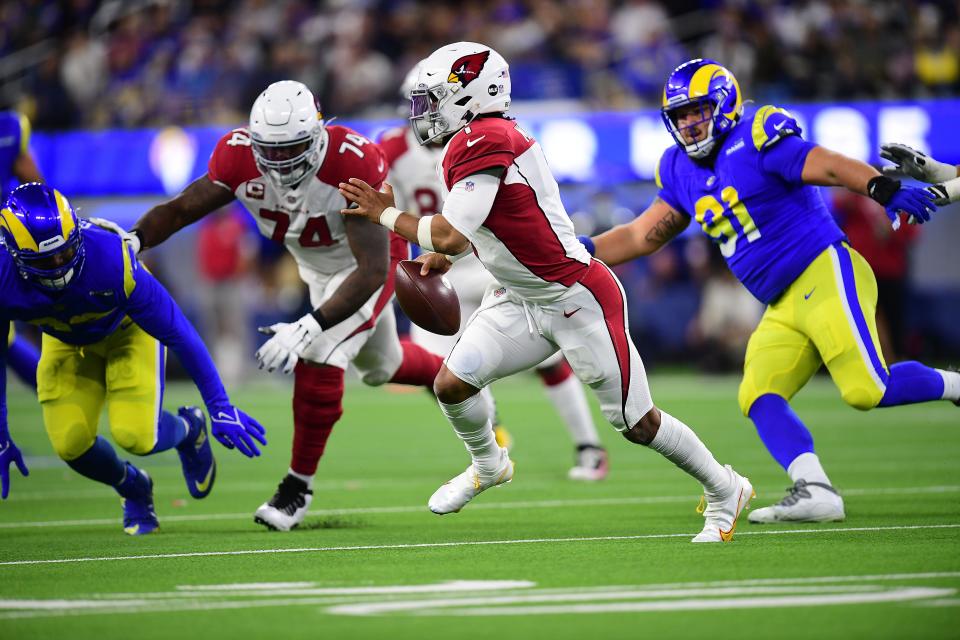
[50,423,98,461]
[840,385,882,411]
[110,421,155,455]
[294,362,345,426]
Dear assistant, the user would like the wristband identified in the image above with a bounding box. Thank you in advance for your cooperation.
[446,247,473,263]
[417,215,435,251]
[867,176,900,206]
[578,234,596,257]
[379,207,402,231]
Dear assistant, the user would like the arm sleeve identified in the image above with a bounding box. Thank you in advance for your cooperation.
[758,134,818,186]
[123,265,230,413]
[440,173,501,241]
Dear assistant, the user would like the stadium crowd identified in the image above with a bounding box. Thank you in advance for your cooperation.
[2,0,959,129]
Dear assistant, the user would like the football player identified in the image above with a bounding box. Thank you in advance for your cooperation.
[880,142,960,204]
[0,110,43,389]
[582,59,957,523]
[0,183,266,534]
[341,42,752,543]
[380,64,609,481]
[109,81,445,532]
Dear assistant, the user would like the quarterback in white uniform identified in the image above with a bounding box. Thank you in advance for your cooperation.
[379,71,609,481]
[342,42,754,542]
[123,81,445,531]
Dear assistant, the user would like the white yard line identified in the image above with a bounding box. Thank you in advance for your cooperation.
[1,523,958,568]
[3,484,959,530]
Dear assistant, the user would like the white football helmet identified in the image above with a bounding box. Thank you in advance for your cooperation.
[249,80,325,187]
[410,42,511,145]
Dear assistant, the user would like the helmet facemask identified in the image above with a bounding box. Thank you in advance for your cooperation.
[4,227,85,291]
[662,95,724,160]
[251,132,322,188]
[410,83,453,145]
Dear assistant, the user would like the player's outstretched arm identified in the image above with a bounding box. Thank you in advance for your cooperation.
[586,198,690,266]
[124,263,267,457]
[801,146,937,226]
[131,176,234,253]
[880,143,960,183]
[255,214,389,374]
[0,321,29,499]
[339,179,471,254]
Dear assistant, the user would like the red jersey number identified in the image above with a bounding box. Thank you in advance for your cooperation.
[413,187,441,216]
[258,209,336,247]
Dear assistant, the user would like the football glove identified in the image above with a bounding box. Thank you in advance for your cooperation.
[880,143,958,183]
[926,177,960,206]
[88,217,142,255]
[208,406,267,458]
[256,313,323,374]
[0,430,29,500]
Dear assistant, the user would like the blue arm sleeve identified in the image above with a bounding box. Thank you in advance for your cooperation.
[0,318,8,434]
[758,134,818,186]
[123,270,231,412]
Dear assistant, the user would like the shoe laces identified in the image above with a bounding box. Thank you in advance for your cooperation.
[777,479,837,507]
[269,476,311,515]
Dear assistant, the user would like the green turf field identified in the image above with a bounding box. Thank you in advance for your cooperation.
[1,373,958,639]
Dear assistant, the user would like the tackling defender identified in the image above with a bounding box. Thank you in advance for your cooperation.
[109,81,445,532]
[342,42,753,543]
[584,59,958,523]
[380,65,609,480]
[0,183,266,534]
[0,110,43,388]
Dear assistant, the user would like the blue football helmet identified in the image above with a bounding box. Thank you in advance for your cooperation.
[0,183,85,290]
[661,58,743,159]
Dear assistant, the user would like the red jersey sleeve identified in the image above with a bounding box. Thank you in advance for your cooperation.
[207,129,260,192]
[377,127,410,171]
[441,123,516,188]
[317,125,388,191]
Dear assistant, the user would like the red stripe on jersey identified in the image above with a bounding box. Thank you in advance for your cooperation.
[577,260,631,425]
[389,232,410,262]
[481,181,588,287]
[377,127,410,169]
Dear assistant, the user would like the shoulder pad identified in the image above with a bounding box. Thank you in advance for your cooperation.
[751,105,802,151]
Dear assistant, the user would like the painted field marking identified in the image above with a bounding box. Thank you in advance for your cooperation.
[1,523,959,568]
[3,484,959,530]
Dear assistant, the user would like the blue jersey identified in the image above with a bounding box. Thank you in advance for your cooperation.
[0,224,230,421]
[656,105,845,304]
[0,111,29,203]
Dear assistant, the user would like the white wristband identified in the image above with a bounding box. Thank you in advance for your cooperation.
[417,215,435,251]
[379,207,402,231]
[446,246,472,262]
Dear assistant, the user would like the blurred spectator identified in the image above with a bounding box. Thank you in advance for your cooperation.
[833,190,920,362]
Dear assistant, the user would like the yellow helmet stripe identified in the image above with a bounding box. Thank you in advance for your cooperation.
[53,190,75,240]
[687,63,724,98]
[0,207,39,252]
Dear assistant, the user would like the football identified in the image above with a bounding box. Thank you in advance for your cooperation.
[394,259,461,336]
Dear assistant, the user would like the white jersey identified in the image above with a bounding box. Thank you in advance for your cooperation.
[207,125,389,277]
[437,117,591,304]
[378,126,445,217]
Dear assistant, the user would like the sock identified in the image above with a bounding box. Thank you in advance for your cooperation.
[878,361,949,407]
[288,467,314,490]
[538,362,601,447]
[291,362,344,476]
[941,368,960,402]
[147,411,189,454]
[7,335,39,390]
[748,394,815,470]
[389,340,443,387]
[786,452,832,486]
[649,410,731,496]
[439,393,500,473]
[66,436,127,486]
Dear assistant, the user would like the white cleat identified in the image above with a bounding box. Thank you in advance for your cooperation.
[254,474,313,532]
[568,445,609,481]
[692,465,755,543]
[429,448,514,515]
[748,479,845,524]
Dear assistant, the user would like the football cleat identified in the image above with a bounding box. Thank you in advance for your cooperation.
[691,465,754,543]
[176,406,216,499]
[116,463,159,536]
[254,474,313,531]
[568,445,609,481]
[748,479,845,524]
[428,447,514,515]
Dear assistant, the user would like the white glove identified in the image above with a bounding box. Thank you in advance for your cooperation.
[255,313,323,374]
[926,177,960,206]
[87,217,142,255]
[879,143,958,183]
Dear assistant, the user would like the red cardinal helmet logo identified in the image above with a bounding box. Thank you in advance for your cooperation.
[448,51,490,88]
